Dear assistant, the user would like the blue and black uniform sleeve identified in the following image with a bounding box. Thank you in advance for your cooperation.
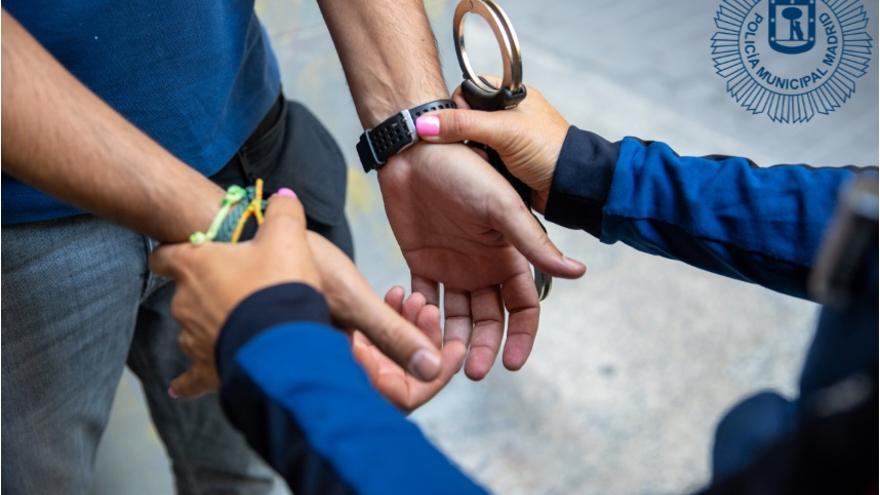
[544,126,870,299]
[216,283,486,495]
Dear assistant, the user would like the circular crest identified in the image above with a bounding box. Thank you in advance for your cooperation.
[711,0,872,123]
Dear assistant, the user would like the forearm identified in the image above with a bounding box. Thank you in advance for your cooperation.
[317,0,448,128]
[218,284,485,495]
[1,11,222,241]
[545,127,863,298]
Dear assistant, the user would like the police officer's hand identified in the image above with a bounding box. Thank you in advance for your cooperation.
[150,191,321,398]
[307,231,450,385]
[150,191,449,399]
[350,286,467,413]
[415,80,570,213]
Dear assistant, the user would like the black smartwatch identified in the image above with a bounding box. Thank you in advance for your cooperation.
[357,99,457,172]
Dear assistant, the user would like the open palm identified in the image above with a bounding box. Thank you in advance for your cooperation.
[378,143,585,379]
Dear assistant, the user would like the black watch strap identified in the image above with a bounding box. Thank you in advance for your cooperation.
[357,99,457,172]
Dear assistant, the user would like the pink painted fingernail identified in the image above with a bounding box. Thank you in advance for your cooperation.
[415,116,440,137]
[407,349,442,381]
[167,386,178,399]
[276,187,297,199]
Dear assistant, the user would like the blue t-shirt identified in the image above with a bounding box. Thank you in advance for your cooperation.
[2,1,281,224]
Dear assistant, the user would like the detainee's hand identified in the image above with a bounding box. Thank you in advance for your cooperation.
[379,143,585,381]
[415,81,570,213]
[349,287,467,412]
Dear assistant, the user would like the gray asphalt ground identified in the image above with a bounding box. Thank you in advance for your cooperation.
[91,1,878,494]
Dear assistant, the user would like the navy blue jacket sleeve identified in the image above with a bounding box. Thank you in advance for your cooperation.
[544,126,870,299]
[216,283,486,495]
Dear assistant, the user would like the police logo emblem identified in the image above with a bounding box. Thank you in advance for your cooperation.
[711,0,872,122]
[769,0,816,54]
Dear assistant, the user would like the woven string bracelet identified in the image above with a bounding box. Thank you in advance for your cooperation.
[190,179,267,245]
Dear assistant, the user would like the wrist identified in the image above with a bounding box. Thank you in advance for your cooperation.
[216,282,330,377]
[506,135,562,214]
[361,85,449,129]
[358,99,457,173]
[530,159,557,214]
[377,142,423,186]
[190,181,265,245]
[152,167,226,242]
[377,140,449,179]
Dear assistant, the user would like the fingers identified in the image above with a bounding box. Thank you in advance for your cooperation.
[370,310,441,382]
[443,287,472,346]
[404,339,467,412]
[500,271,541,371]
[493,201,587,279]
[169,366,218,400]
[401,291,425,324]
[148,243,189,280]
[410,275,441,345]
[411,274,439,307]
[355,293,463,412]
[465,286,505,380]
[354,287,440,382]
[384,287,443,373]
[415,109,508,149]
[451,88,469,109]
[383,285,406,313]
[350,330,380,378]
[311,239,440,381]
[414,296,442,348]
[254,189,307,245]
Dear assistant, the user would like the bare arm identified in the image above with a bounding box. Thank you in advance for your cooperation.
[317,1,585,380]
[0,10,222,242]
[1,9,451,380]
[317,0,448,127]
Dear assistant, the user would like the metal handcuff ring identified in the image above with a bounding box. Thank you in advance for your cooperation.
[453,0,526,110]
[453,0,552,301]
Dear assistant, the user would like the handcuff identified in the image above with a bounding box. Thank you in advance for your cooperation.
[454,0,552,301]
[356,0,552,300]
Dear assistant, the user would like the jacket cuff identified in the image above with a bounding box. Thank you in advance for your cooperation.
[544,126,620,237]
[216,282,330,377]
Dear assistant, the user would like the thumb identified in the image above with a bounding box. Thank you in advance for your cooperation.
[415,109,509,149]
[149,243,188,280]
[377,292,443,382]
[494,197,587,279]
[254,188,307,244]
[308,234,443,382]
